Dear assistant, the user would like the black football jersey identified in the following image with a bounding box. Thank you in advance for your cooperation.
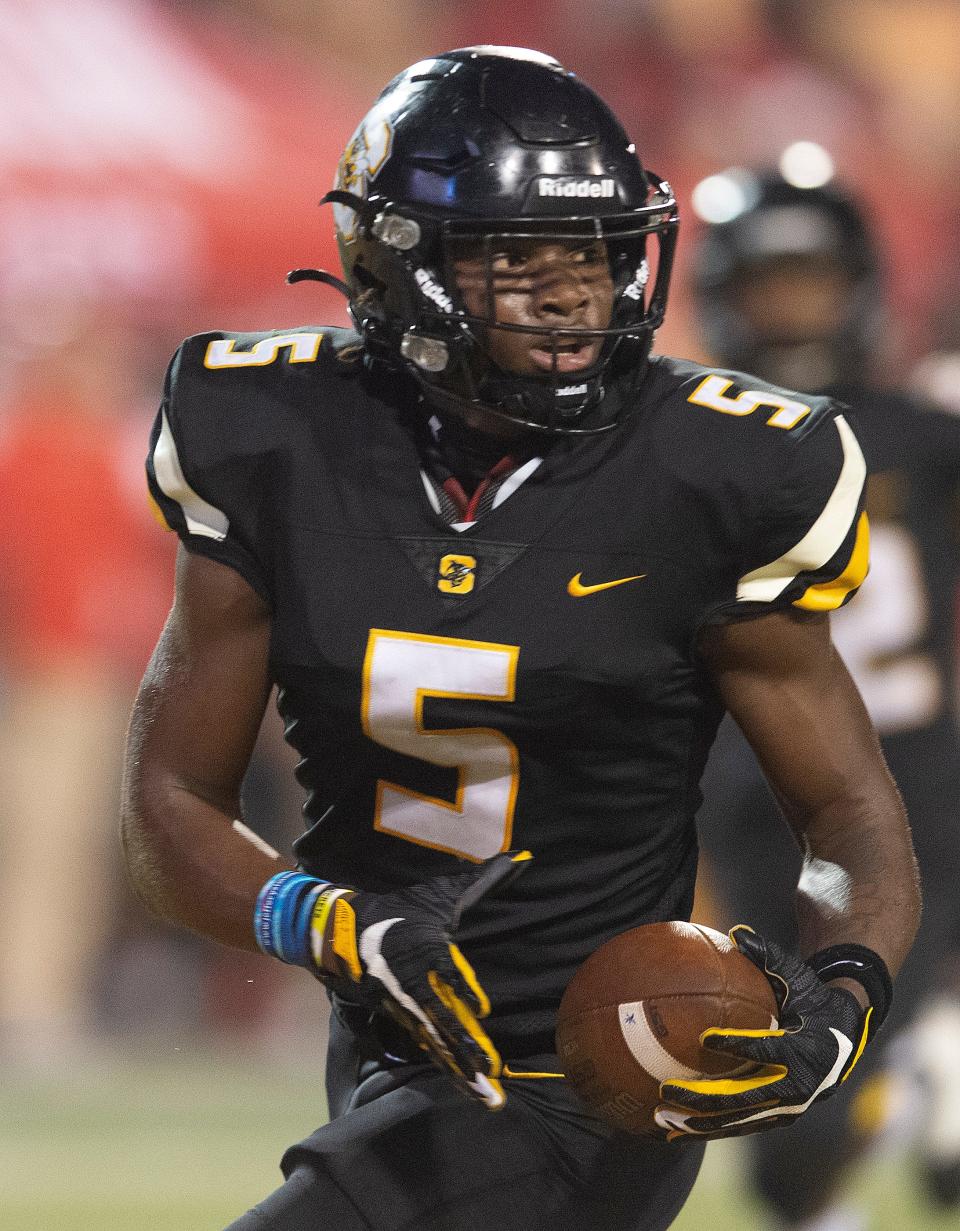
[147,327,867,1055]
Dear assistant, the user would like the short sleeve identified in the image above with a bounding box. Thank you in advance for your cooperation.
[732,412,869,616]
[146,340,271,600]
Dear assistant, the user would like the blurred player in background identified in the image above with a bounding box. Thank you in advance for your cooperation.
[692,154,960,1230]
[122,50,919,1230]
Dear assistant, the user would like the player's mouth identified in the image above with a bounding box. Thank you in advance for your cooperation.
[529,337,602,374]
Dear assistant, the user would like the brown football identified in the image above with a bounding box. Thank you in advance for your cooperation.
[555,922,779,1136]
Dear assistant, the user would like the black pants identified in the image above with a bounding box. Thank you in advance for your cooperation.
[225,1003,705,1230]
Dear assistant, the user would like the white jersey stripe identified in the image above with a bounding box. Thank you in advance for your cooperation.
[153,408,229,541]
[491,457,543,509]
[420,469,441,514]
[736,416,865,605]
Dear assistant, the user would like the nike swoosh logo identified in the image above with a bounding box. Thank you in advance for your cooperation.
[567,572,646,597]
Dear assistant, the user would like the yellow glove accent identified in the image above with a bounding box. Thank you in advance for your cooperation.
[841,1007,873,1083]
[663,1063,788,1099]
[448,943,491,1018]
[330,896,362,981]
[427,968,503,1076]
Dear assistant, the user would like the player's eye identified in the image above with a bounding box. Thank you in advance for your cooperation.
[571,244,605,265]
[490,250,528,272]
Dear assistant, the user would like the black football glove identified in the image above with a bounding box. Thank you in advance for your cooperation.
[656,926,875,1139]
[255,851,531,1109]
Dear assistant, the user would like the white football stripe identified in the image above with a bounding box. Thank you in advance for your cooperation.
[619,1001,703,1083]
[420,469,441,514]
[737,416,865,604]
[152,409,229,541]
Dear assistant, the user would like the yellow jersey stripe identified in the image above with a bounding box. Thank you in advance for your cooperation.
[147,490,173,531]
[793,511,870,611]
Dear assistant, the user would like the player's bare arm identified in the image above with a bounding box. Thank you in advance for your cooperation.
[121,547,280,951]
[699,606,921,981]
[656,608,922,1138]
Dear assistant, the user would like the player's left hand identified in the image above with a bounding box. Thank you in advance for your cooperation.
[656,925,873,1139]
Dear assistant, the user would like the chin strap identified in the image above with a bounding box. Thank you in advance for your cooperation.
[286,267,353,299]
[414,369,623,437]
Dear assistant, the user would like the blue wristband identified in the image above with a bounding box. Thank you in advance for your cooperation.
[254,872,328,967]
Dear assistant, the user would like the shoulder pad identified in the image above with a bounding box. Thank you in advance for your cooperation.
[146,325,356,600]
[646,357,868,615]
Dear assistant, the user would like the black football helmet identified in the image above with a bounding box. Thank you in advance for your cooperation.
[306,47,678,434]
[691,166,882,391]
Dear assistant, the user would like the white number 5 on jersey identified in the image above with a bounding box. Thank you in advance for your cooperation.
[361,630,520,862]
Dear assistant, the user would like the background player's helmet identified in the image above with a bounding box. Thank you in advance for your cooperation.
[325,46,678,434]
[690,163,882,391]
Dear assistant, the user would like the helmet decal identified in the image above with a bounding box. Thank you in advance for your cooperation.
[623,260,650,301]
[334,119,394,241]
[413,268,455,315]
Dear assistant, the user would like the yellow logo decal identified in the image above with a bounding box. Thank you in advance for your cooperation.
[334,119,394,241]
[567,571,646,597]
[438,554,477,595]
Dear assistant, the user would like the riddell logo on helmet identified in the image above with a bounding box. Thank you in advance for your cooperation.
[537,178,617,198]
[414,268,454,315]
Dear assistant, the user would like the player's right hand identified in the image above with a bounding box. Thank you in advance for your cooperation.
[254,851,531,1109]
[657,927,873,1139]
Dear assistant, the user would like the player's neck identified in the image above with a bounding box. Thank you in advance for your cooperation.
[431,408,535,492]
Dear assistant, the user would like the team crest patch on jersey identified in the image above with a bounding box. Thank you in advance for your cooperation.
[438,554,476,595]
[334,119,394,241]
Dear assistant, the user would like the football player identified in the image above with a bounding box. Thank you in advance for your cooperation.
[692,159,960,1227]
[122,50,920,1231]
